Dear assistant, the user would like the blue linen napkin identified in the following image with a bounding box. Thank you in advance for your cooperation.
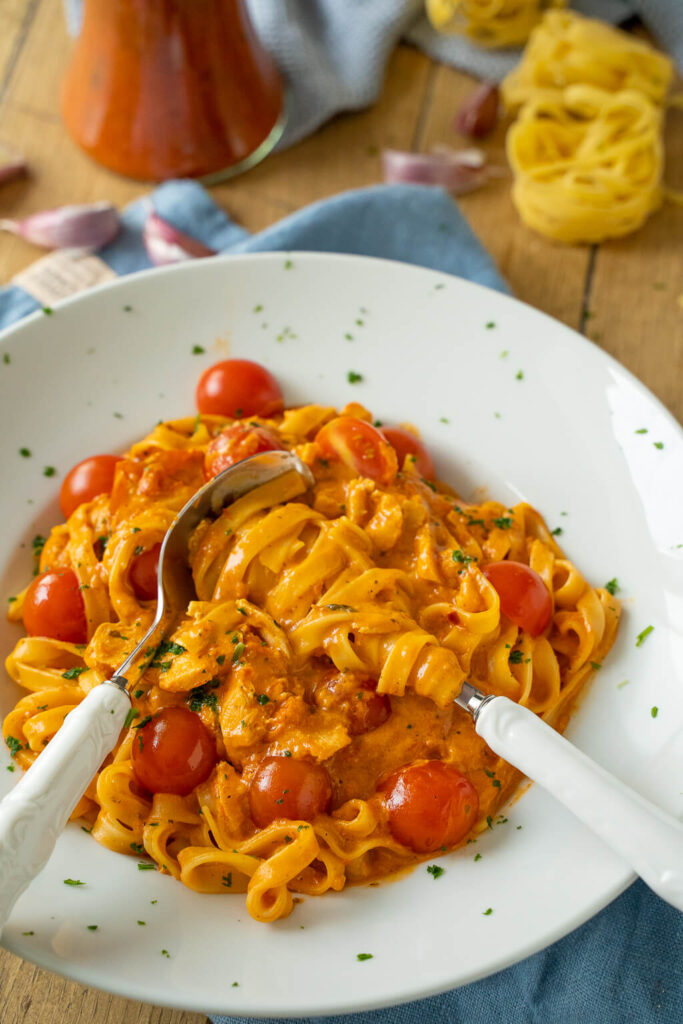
[62,1,683,147]
[0,181,681,1022]
[0,181,507,328]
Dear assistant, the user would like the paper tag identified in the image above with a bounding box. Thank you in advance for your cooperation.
[13,250,117,306]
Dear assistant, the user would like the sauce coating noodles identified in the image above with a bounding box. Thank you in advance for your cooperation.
[4,397,620,922]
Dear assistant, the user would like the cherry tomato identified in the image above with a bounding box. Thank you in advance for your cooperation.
[483,560,552,637]
[380,426,435,480]
[249,756,332,828]
[350,682,391,735]
[22,569,87,644]
[60,454,121,520]
[315,417,398,486]
[381,760,479,853]
[129,543,161,601]
[131,707,217,796]
[196,359,284,419]
[204,423,283,480]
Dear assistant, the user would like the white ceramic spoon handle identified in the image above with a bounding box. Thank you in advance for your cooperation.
[476,696,683,912]
[0,681,130,935]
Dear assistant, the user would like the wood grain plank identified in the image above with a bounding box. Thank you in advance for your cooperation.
[0,0,42,100]
[584,104,683,422]
[0,947,208,1024]
[417,64,592,330]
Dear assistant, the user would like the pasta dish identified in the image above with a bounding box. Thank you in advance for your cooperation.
[3,359,620,923]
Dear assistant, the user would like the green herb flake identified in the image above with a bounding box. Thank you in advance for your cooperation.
[232,642,246,663]
[635,625,654,647]
[123,708,140,729]
[138,862,155,871]
[283,259,293,270]
[22,930,34,936]
[137,920,146,926]
[232,981,239,988]
[87,925,98,931]
[653,442,664,450]
[130,842,145,855]
[2,353,10,364]
[216,654,226,666]
[651,706,659,718]
[347,371,363,384]
[19,447,31,458]
[6,765,15,772]
[515,370,524,381]
[253,304,263,313]
[222,873,232,888]
[161,949,171,958]
[486,322,496,329]
[61,666,86,680]
[509,650,523,665]
[426,864,444,879]
[551,527,563,536]
[63,878,85,886]
[452,549,474,566]
[356,953,374,962]
[5,736,22,758]
[605,578,619,595]
[635,428,648,434]
[617,679,630,689]
[474,853,482,862]
[192,345,205,355]
[482,907,493,916]
[133,689,144,699]
[590,661,602,670]
[256,693,271,705]
[42,306,53,316]
[492,517,513,530]
[43,466,56,477]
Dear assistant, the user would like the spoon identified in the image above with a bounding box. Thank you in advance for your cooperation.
[0,450,314,935]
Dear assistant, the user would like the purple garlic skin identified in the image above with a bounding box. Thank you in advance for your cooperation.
[455,83,500,140]
[0,201,120,249]
[382,148,489,194]
[143,211,217,266]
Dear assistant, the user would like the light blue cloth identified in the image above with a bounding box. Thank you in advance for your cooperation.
[0,181,507,328]
[0,181,680,1023]
[62,1,683,146]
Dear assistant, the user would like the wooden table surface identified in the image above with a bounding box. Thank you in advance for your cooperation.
[0,3,681,1023]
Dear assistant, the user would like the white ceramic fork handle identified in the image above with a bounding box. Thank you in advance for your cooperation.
[476,696,683,912]
[0,681,130,935]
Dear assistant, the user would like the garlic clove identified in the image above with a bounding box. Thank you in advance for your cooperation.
[455,82,500,140]
[381,148,491,194]
[143,211,216,266]
[0,201,120,249]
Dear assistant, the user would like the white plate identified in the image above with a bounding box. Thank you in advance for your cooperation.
[0,253,681,1017]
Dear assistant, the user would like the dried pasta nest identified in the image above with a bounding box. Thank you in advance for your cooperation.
[506,84,664,244]
[425,0,566,49]
[502,10,673,113]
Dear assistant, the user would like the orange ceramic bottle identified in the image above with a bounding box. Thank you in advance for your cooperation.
[61,0,285,182]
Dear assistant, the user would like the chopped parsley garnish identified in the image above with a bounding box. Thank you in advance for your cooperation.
[63,878,85,886]
[426,864,444,879]
[186,680,220,713]
[137,920,146,926]
[43,466,56,477]
[87,925,98,931]
[324,604,356,612]
[509,650,523,665]
[192,345,205,354]
[138,862,155,871]
[474,853,482,862]
[216,654,226,666]
[232,642,246,663]
[6,765,15,772]
[5,736,22,758]
[222,873,232,888]
[605,578,619,595]
[486,321,496,329]
[130,842,144,855]
[256,693,271,705]
[2,353,9,364]
[134,715,152,730]
[19,448,31,458]
[635,428,648,434]
[133,689,144,699]
[653,442,664,450]
[283,259,293,270]
[356,953,373,961]
[42,306,53,315]
[347,371,363,384]
[161,949,170,958]
[22,931,34,936]
[651,706,659,718]
[551,527,563,536]
[61,666,86,679]
[635,625,654,647]
[123,708,140,729]
[590,662,601,671]
[452,550,474,566]
[482,907,493,916]
[486,815,493,829]
[492,516,513,530]
[515,370,524,380]
[133,545,144,556]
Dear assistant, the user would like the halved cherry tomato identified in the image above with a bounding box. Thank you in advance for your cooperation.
[196,359,284,419]
[204,423,283,480]
[249,756,332,827]
[315,416,398,486]
[22,569,87,644]
[350,682,391,735]
[483,560,552,636]
[131,707,217,796]
[381,426,435,480]
[60,454,121,520]
[129,543,161,601]
[381,760,479,853]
